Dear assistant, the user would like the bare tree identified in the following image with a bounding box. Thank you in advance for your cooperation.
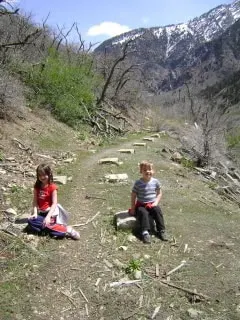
[182,90,230,166]
[79,38,145,136]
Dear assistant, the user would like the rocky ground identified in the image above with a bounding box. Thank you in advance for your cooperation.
[0,109,240,320]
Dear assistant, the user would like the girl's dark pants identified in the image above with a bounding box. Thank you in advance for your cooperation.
[136,206,165,233]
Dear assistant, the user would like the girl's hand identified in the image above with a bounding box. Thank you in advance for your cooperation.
[43,215,51,226]
[29,212,37,219]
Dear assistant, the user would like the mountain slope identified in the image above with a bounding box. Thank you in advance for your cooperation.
[95,0,240,93]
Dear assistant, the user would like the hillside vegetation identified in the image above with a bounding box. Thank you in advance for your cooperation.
[0,3,240,320]
[1,3,240,168]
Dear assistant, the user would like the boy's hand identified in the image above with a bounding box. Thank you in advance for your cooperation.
[145,203,153,209]
[128,208,135,215]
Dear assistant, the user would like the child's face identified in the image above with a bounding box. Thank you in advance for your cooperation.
[141,165,153,181]
[38,172,49,185]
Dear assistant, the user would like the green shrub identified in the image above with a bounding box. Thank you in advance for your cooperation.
[22,49,101,127]
[125,259,142,274]
[227,131,240,148]
[180,158,195,169]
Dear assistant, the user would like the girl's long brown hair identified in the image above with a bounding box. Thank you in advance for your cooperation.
[34,164,53,188]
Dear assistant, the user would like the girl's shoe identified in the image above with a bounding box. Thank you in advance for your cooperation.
[67,227,80,240]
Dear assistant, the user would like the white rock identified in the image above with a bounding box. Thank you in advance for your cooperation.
[133,270,142,280]
[63,158,74,163]
[187,308,203,318]
[5,208,17,215]
[143,254,150,260]
[105,173,128,183]
[210,171,217,179]
[53,176,68,185]
[119,246,128,251]
[115,210,136,230]
[127,234,137,242]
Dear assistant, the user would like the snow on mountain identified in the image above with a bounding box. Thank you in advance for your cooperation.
[96,0,240,59]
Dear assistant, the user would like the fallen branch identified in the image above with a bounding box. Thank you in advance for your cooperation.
[151,305,161,319]
[0,228,17,237]
[85,303,89,317]
[60,290,77,308]
[78,287,89,303]
[165,260,186,277]
[85,195,107,200]
[12,138,31,152]
[109,279,141,288]
[72,211,100,227]
[160,280,210,300]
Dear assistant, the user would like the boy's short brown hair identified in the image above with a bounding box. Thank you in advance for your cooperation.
[139,160,153,173]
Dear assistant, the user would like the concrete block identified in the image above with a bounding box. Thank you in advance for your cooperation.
[143,137,155,142]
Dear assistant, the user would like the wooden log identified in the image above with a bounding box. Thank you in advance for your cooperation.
[150,133,160,138]
[118,149,135,154]
[133,142,146,146]
[98,158,120,165]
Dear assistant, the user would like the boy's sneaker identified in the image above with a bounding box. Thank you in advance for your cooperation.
[67,228,80,240]
[158,230,168,241]
[143,233,151,244]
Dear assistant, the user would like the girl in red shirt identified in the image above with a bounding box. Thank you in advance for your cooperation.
[28,164,80,240]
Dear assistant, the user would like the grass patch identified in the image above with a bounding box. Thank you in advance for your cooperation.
[9,185,32,212]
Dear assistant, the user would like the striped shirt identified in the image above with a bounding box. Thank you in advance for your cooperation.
[132,177,161,203]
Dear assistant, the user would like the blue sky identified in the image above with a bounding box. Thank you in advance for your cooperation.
[11,0,235,44]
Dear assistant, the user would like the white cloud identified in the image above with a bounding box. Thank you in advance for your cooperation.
[87,21,131,37]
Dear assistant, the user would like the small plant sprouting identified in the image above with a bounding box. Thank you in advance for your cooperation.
[125,259,142,275]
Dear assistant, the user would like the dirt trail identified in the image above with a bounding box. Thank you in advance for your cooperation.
[2,133,240,320]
